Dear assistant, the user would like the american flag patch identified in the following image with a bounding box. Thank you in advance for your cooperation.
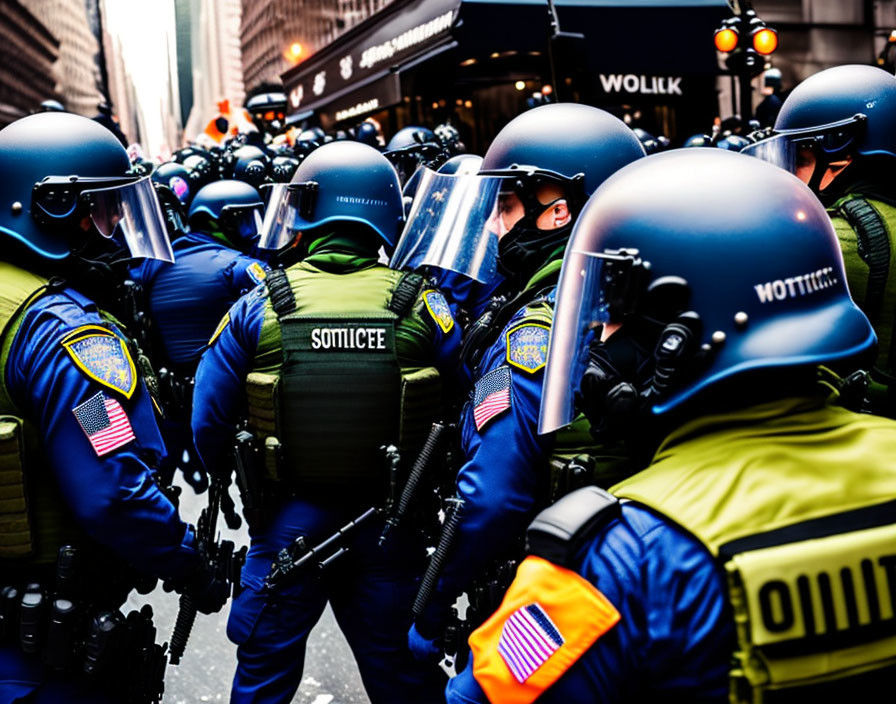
[498,602,565,683]
[473,366,511,431]
[72,392,135,457]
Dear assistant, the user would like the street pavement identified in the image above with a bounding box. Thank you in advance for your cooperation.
[131,476,371,704]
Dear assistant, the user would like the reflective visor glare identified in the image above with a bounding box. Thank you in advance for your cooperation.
[82,177,174,262]
[741,135,796,172]
[390,169,504,283]
[742,118,863,174]
[538,251,617,435]
[258,184,298,250]
[221,206,264,240]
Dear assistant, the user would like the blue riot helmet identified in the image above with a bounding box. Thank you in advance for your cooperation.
[270,155,300,183]
[294,129,324,157]
[182,152,217,192]
[355,120,382,148]
[438,153,483,176]
[173,145,211,164]
[246,91,287,137]
[683,133,712,147]
[188,179,264,252]
[632,127,659,154]
[742,65,896,197]
[715,135,750,152]
[539,149,875,433]
[384,126,445,186]
[0,112,173,263]
[259,141,404,252]
[38,99,65,113]
[394,105,646,285]
[434,122,464,155]
[151,162,193,208]
[151,162,194,239]
[480,103,647,283]
[386,126,436,152]
[231,145,270,189]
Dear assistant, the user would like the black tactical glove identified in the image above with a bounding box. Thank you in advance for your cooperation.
[578,329,653,434]
[183,556,230,615]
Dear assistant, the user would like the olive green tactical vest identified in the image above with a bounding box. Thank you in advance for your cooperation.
[0,262,74,565]
[830,196,896,411]
[245,262,441,493]
[613,397,896,702]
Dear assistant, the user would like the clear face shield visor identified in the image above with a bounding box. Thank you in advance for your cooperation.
[257,181,319,251]
[389,168,506,283]
[219,203,264,243]
[539,248,647,434]
[33,175,174,262]
[741,114,866,179]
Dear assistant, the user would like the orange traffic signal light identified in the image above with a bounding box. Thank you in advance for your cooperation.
[752,27,778,55]
[714,27,739,53]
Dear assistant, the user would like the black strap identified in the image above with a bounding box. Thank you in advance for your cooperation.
[718,497,896,560]
[388,272,424,318]
[266,268,296,319]
[461,284,554,376]
[525,486,619,568]
[839,198,890,327]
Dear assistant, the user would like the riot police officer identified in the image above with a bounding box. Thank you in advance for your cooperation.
[743,64,896,415]
[447,148,896,703]
[0,113,228,702]
[406,104,646,662]
[191,141,461,703]
[130,178,268,492]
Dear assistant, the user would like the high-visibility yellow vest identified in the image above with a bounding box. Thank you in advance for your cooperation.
[613,396,896,702]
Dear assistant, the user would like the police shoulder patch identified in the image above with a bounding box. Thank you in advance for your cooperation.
[208,313,230,347]
[247,261,267,285]
[470,555,620,704]
[506,323,550,373]
[422,289,455,334]
[61,325,137,399]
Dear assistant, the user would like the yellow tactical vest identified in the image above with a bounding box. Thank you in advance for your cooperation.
[245,262,442,493]
[0,262,75,565]
[613,396,896,702]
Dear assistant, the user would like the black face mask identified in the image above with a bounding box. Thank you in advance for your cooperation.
[496,217,574,285]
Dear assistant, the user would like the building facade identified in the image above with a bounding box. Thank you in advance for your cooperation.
[184,0,244,142]
[20,0,102,117]
[0,0,59,127]
[240,0,394,93]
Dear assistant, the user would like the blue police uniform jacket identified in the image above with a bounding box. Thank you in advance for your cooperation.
[131,231,266,369]
[431,269,506,322]
[417,287,556,632]
[445,503,732,702]
[0,287,197,703]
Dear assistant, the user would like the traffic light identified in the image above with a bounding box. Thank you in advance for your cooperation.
[714,10,777,78]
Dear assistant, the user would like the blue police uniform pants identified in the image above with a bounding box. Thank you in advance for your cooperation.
[0,647,117,703]
[227,497,446,704]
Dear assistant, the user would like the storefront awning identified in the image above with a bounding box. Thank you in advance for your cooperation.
[282,0,728,124]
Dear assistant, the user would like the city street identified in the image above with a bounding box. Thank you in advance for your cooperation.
[127,481,371,704]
